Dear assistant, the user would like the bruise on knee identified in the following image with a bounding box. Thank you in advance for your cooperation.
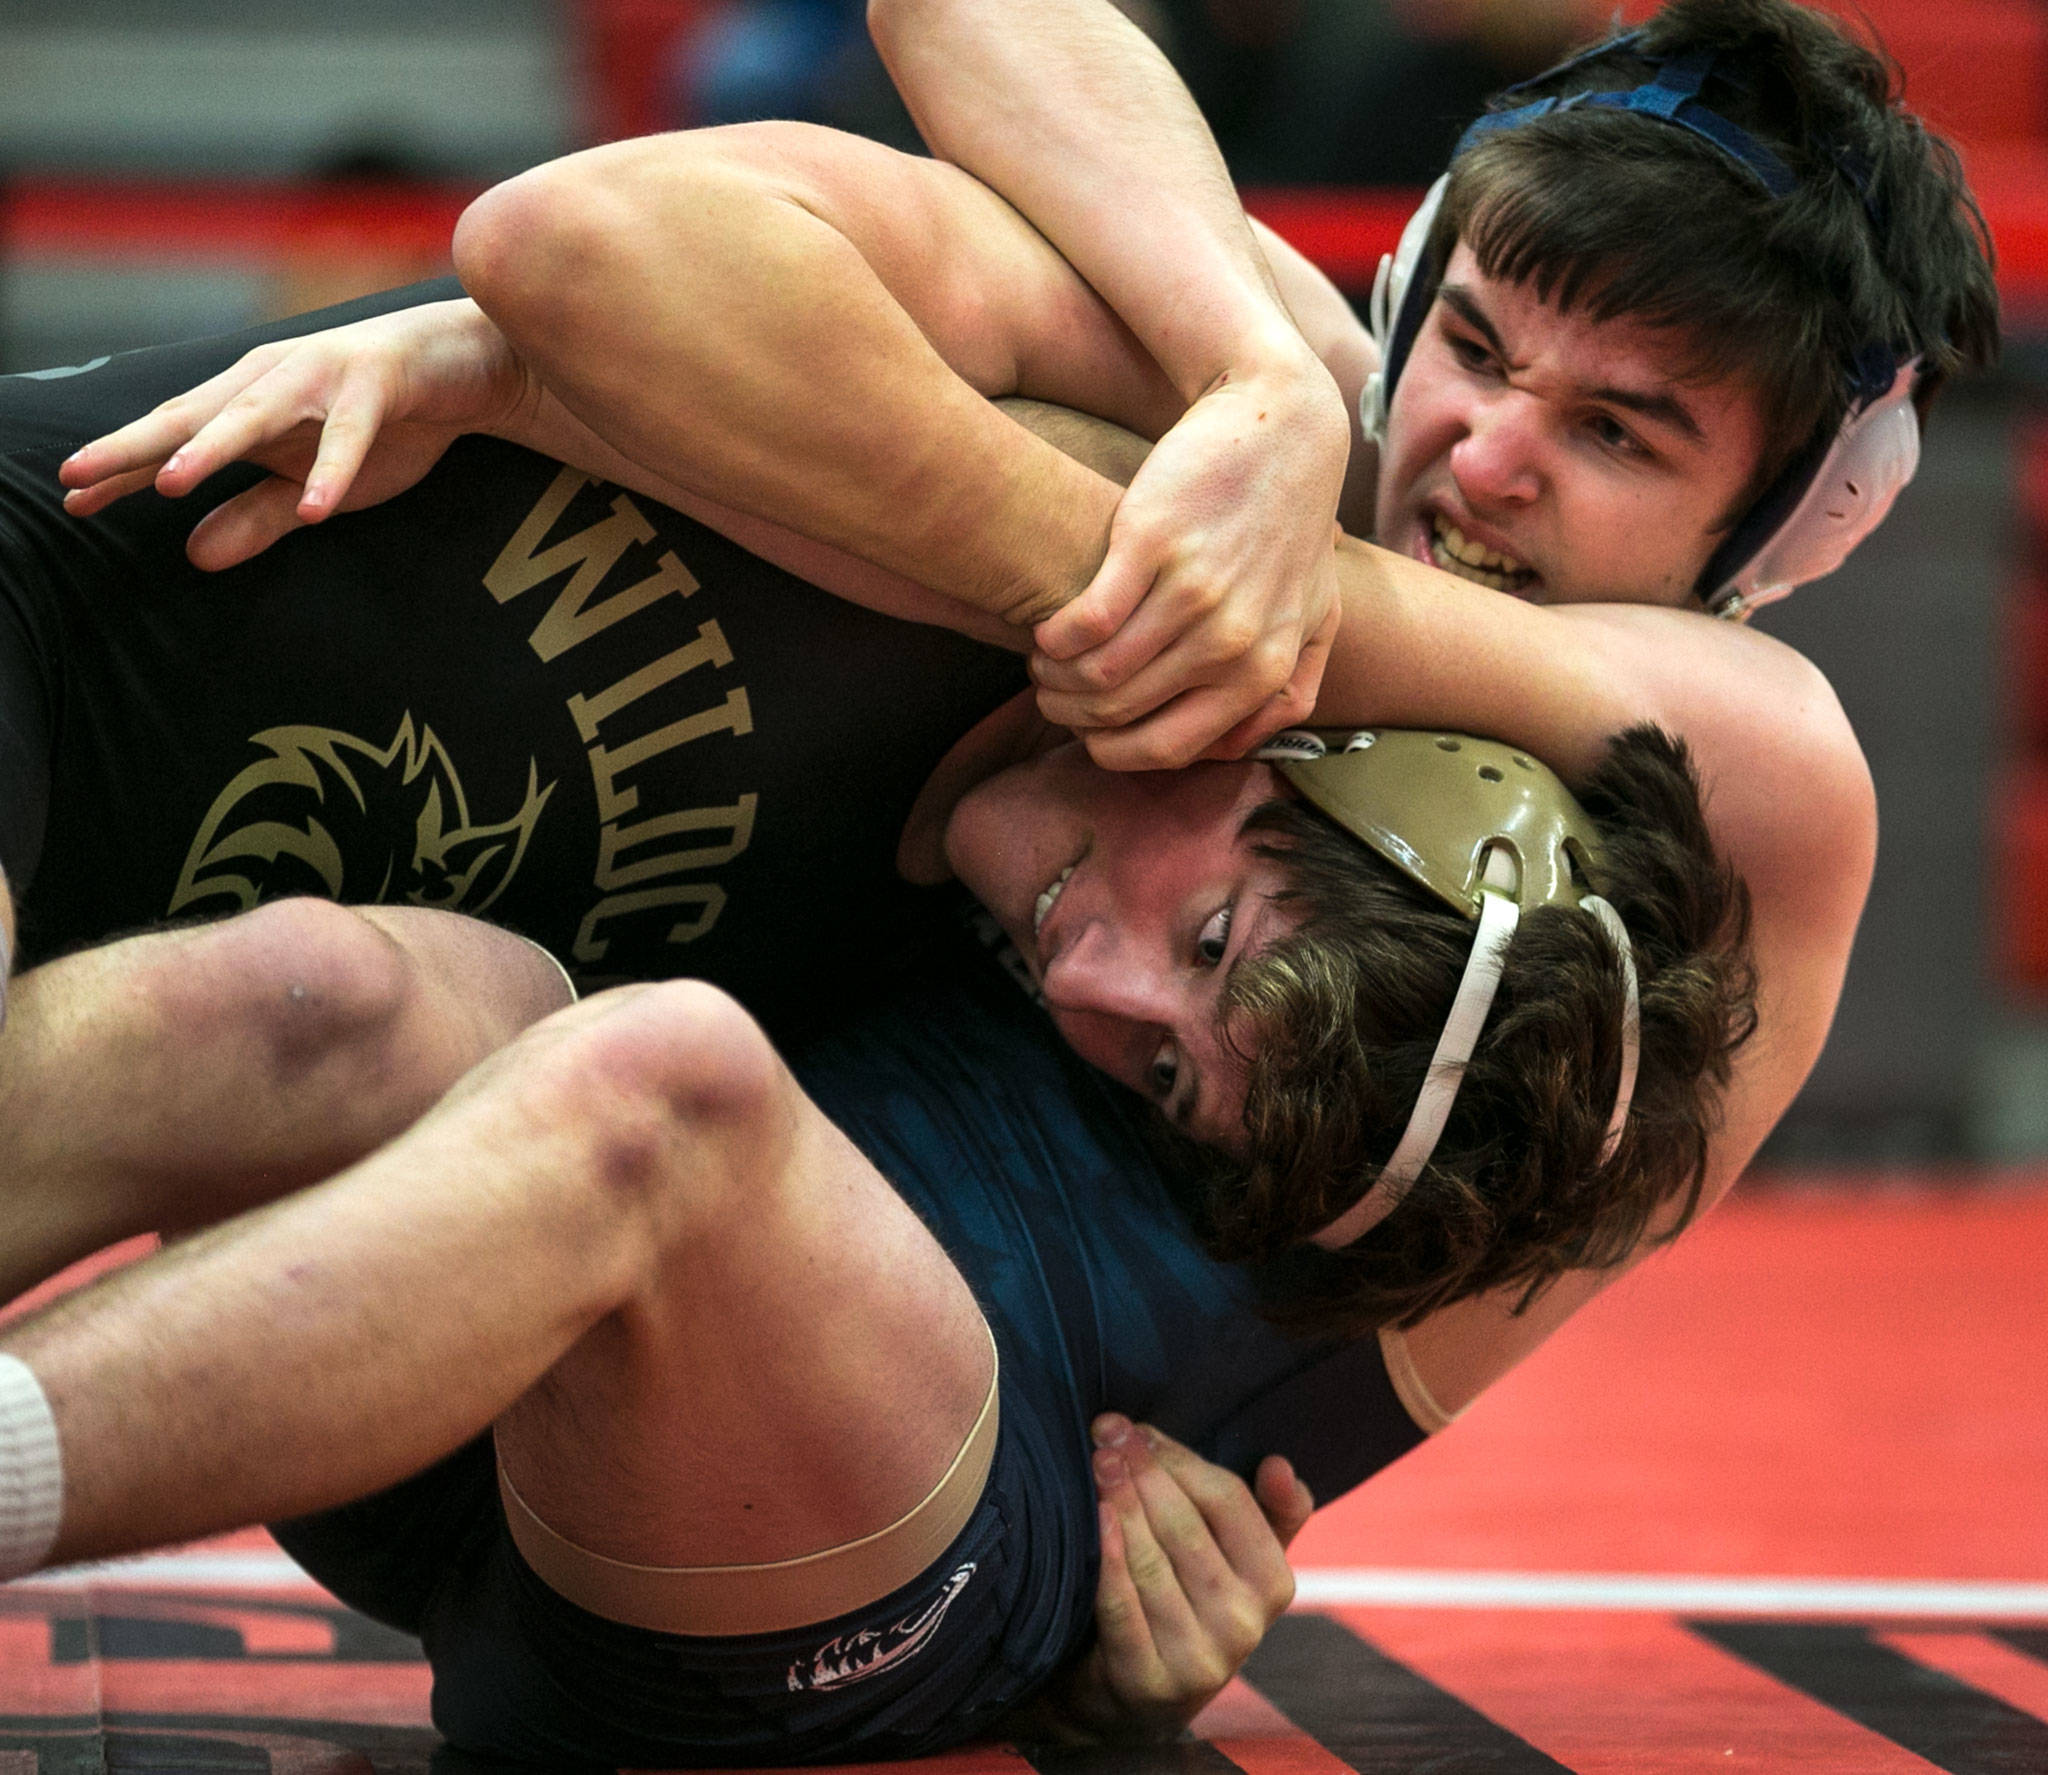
[151,898,414,1087]
[545,981,794,1281]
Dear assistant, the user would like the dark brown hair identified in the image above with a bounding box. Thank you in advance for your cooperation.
[1432,0,1999,517]
[1164,725,1756,1339]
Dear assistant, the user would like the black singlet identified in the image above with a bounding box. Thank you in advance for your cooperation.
[0,281,1026,1030]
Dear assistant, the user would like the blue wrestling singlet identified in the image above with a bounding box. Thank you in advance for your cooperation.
[273,927,1425,1766]
[793,922,1430,1506]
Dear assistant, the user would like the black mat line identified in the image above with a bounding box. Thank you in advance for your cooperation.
[1240,1612,1575,1773]
[0,1731,113,1775]
[53,1605,421,1664]
[1690,1621,2048,1774]
[1024,1737,1251,1775]
[1990,1628,2048,1668]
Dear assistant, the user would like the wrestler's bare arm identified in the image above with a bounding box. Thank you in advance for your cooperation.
[871,0,1350,693]
[1317,552,1874,1414]
[54,295,1112,658]
[454,127,1159,628]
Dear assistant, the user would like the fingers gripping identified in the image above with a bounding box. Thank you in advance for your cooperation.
[1087,1414,1289,1724]
[1034,518,1169,665]
[1133,1430,1289,1649]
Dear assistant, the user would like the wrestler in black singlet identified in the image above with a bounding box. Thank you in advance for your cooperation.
[0,280,1024,1032]
[0,293,1427,1763]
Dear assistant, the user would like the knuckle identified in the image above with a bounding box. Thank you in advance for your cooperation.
[221,390,274,424]
[1098,698,1148,734]
[1250,635,1296,685]
[1224,1598,1267,1649]
[1131,1672,1176,1710]
[1123,1542,1173,1592]
[1121,735,1183,772]
[1203,612,1260,664]
[1175,573,1227,619]
[1276,683,1318,726]
[1211,1468,1255,1513]
[1119,514,1174,561]
[1070,608,1121,649]
[1070,651,1121,695]
[1095,1589,1139,1632]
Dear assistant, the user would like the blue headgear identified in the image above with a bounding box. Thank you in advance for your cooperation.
[1360,36,1920,618]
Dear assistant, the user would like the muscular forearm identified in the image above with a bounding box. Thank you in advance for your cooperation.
[456,130,1124,626]
[872,0,1317,402]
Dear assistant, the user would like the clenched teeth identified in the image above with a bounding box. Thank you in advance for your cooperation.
[1034,864,1076,935]
[1430,514,1533,592]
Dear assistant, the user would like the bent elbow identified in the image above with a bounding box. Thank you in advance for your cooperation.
[455,150,652,343]
[456,169,566,332]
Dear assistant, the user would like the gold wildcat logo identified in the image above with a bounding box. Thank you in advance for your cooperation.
[170,717,554,919]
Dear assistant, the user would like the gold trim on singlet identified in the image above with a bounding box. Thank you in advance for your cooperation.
[1378,1324,1461,1435]
[497,1327,1000,1637]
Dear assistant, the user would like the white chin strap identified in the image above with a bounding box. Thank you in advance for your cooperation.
[1311,849,1642,1251]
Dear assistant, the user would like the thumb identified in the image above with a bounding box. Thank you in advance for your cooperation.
[1034,538,1159,662]
[1254,1455,1315,1547]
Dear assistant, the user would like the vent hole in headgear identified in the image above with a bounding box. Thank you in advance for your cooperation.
[1479,765,1505,782]
[1514,755,1534,770]
[1436,737,1461,752]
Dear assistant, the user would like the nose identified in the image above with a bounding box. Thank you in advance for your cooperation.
[1039,921,1176,1026]
[1449,388,1545,511]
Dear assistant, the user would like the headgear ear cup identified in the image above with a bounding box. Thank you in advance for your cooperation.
[1711,358,1921,614]
[1362,175,1450,448]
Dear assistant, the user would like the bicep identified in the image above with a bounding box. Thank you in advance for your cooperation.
[751,125,1184,434]
[1324,600,1874,1424]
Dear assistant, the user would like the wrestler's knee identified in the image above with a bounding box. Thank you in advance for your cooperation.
[514,981,792,1263]
[146,898,415,1088]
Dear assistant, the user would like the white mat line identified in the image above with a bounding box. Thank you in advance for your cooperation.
[1292,1568,2048,1618]
[12,1553,2048,1620]
[16,1550,320,1590]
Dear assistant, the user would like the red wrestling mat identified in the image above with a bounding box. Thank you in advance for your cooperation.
[1,1182,2042,1772]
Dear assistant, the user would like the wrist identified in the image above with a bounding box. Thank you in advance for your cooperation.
[1218,325,1346,409]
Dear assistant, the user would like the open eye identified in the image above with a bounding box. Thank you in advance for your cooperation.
[1150,1043,1179,1099]
[1443,324,1498,376]
[1587,411,1651,460]
[1197,906,1234,967]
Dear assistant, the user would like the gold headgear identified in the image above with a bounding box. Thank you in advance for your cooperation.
[1254,730,1639,1246]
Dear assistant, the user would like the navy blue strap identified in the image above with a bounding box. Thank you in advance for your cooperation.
[1458,51,1799,198]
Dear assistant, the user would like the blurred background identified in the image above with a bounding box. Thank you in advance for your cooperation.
[3,0,2046,1172]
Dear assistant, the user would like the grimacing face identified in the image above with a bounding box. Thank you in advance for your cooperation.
[1375,243,1768,608]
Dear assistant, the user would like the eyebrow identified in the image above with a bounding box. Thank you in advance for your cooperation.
[1437,283,1709,448]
